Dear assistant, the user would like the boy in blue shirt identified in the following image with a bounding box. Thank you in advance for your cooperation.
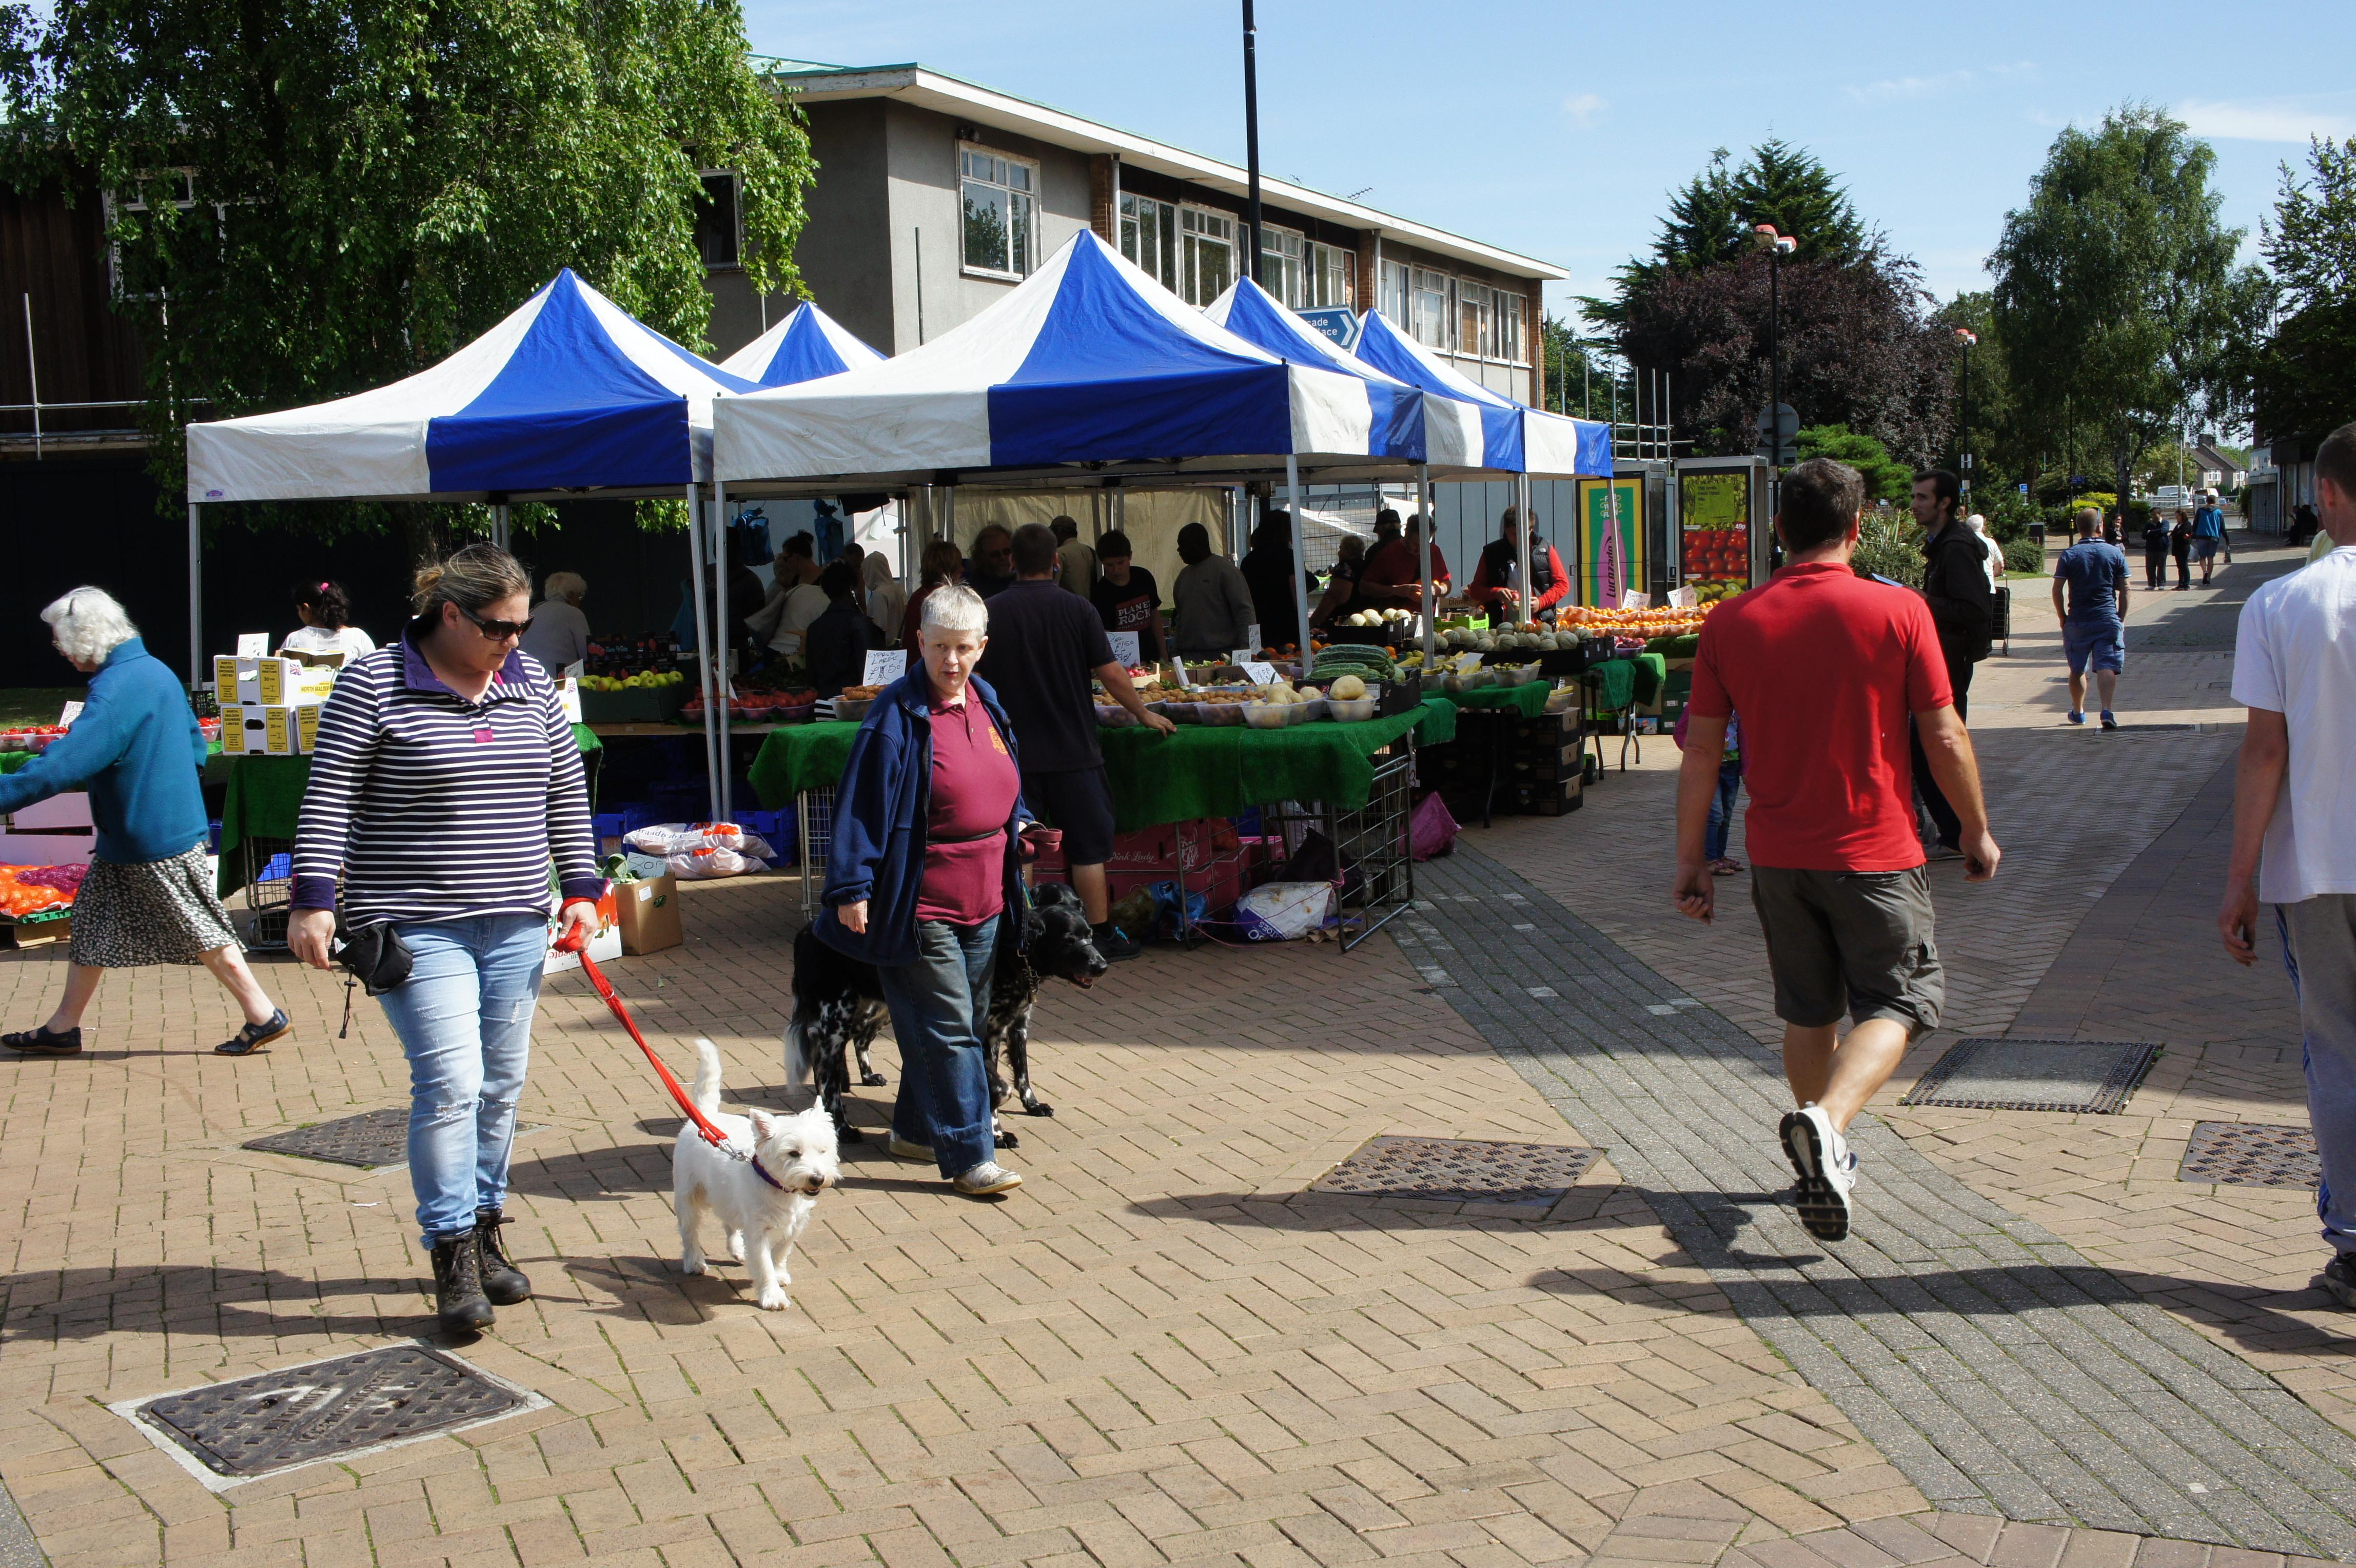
[2192,493,2228,585]
[2051,508,2131,728]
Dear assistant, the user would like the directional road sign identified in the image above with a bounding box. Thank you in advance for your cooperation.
[1297,307,1360,350]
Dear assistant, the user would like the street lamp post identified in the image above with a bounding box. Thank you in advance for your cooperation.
[1241,1,1264,285]
[1753,224,1795,473]
[1953,327,1977,500]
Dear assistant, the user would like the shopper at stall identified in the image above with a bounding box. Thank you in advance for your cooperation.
[967,524,1018,601]
[1465,508,1567,620]
[0,587,290,1061]
[819,584,1028,1198]
[283,580,377,662]
[1170,522,1255,658]
[774,532,821,589]
[1239,513,1301,651]
[1052,516,1096,599]
[978,523,1172,961]
[1361,515,1450,607]
[901,540,966,653]
[1911,469,1993,859]
[1310,535,1368,636]
[863,551,908,648]
[285,543,601,1334]
[1090,530,1165,661]
[2052,507,2130,728]
[1966,514,2005,585]
[804,561,882,698]
[1674,457,1998,1245]
[518,572,590,674]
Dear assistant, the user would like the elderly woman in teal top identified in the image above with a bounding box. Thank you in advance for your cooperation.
[0,588,287,1059]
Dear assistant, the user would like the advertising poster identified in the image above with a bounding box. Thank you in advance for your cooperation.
[1677,469,1752,603]
[1576,477,1645,606]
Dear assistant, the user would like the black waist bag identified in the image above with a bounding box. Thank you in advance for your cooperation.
[335,916,413,995]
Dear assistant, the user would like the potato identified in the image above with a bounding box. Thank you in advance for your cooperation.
[1330,674,1367,700]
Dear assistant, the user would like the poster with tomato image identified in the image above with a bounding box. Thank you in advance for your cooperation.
[1576,477,1644,607]
[1677,468,1753,605]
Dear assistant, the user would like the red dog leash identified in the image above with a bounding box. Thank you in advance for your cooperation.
[555,926,730,1149]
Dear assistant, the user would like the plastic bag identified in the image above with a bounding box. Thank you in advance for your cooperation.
[625,821,776,860]
[1147,879,1206,941]
[669,846,755,879]
[1230,881,1336,942]
[1409,791,1459,861]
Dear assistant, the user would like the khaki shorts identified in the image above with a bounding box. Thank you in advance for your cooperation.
[1750,866,1943,1036]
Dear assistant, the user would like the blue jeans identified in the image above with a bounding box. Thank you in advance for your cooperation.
[1705,762,1742,861]
[2280,898,2356,1255]
[876,918,998,1179]
[376,913,547,1247]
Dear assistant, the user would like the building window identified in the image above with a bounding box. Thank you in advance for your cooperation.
[1381,258,1410,325]
[1119,191,1177,291]
[960,146,1037,279]
[1498,289,1524,362]
[1259,225,1303,304]
[1460,280,1498,360]
[1412,268,1450,349]
[1303,240,1354,309]
[1181,206,1234,307]
[694,172,740,269]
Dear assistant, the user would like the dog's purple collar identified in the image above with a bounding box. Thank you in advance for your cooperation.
[721,1138,792,1192]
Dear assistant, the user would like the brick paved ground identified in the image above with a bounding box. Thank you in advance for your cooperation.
[3,533,2351,1566]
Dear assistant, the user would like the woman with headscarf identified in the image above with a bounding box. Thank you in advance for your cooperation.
[1169,523,1255,659]
[1238,513,1300,651]
[0,589,290,1060]
[863,550,909,648]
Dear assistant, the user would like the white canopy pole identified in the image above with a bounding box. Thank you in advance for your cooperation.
[1516,473,1533,624]
[1418,463,1435,662]
[187,502,203,688]
[1283,453,1310,664]
[716,478,733,825]
[685,484,721,823]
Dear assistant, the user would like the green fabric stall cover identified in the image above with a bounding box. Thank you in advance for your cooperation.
[748,700,1455,831]
[1588,658,1636,711]
[0,752,29,775]
[218,726,603,897]
[1447,681,1555,718]
[1632,654,1667,706]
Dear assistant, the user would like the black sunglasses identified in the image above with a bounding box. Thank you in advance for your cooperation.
[459,604,533,641]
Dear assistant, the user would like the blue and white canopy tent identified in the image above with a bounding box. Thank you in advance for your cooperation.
[185,267,761,812]
[1354,307,1613,630]
[719,301,887,388]
[717,231,1456,749]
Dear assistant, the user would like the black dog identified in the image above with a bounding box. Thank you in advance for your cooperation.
[785,883,1109,1147]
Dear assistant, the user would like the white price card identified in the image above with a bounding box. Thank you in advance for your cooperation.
[1107,631,1141,668]
[1231,648,1254,668]
[235,633,269,658]
[863,650,908,685]
[57,701,83,728]
[1245,622,1261,653]
[1666,586,1698,609]
[1241,661,1280,685]
[1619,590,1652,610]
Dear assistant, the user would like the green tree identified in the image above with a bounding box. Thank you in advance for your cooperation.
[1795,424,1913,501]
[1990,105,2263,512]
[1538,315,1611,418]
[2242,136,2356,442]
[0,0,813,549]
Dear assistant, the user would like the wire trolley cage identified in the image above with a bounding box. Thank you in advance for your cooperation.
[795,787,836,919]
[241,836,296,950]
[1257,742,1417,951]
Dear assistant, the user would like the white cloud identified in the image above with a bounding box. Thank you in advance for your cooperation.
[1561,93,1607,126]
[1850,70,1971,102]
[2177,99,2355,143]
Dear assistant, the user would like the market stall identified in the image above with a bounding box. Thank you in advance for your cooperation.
[721,301,887,386]
[184,267,761,817]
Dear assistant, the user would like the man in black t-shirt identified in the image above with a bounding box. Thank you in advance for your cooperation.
[978,523,1174,960]
[1088,530,1166,661]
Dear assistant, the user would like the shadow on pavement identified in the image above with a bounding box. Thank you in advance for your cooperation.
[0,1266,422,1343]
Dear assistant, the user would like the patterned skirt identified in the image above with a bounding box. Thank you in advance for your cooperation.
[69,845,244,968]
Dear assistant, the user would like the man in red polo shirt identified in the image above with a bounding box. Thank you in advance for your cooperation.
[1674,457,2000,1243]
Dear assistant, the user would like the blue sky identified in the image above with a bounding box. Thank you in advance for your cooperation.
[747,0,2353,326]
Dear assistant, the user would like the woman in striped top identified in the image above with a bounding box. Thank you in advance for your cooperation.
[288,544,602,1335]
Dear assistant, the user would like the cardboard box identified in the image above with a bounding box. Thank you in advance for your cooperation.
[543,888,623,973]
[214,655,335,706]
[221,703,315,757]
[615,875,682,955]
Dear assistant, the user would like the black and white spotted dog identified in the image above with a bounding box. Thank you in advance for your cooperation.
[784,883,1109,1146]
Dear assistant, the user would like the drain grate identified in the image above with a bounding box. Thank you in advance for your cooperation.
[128,1346,526,1481]
[1311,1136,1600,1205]
[1899,1037,2158,1114]
[243,1108,412,1167]
[2180,1121,2319,1188]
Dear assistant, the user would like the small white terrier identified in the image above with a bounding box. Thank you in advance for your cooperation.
[673,1039,841,1310]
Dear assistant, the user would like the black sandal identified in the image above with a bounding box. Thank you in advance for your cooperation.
[2,1025,81,1056]
[216,1009,290,1056]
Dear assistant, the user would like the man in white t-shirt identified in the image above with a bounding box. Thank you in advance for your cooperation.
[2222,420,2356,1305]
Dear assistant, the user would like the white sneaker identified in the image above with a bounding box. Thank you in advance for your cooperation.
[953,1161,1024,1196]
[1779,1104,1857,1241]
[887,1134,934,1162]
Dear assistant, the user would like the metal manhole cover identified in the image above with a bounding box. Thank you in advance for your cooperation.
[121,1346,532,1484]
[1899,1037,2158,1114]
[244,1110,540,1168]
[1311,1136,1600,1204]
[2180,1122,2319,1188]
